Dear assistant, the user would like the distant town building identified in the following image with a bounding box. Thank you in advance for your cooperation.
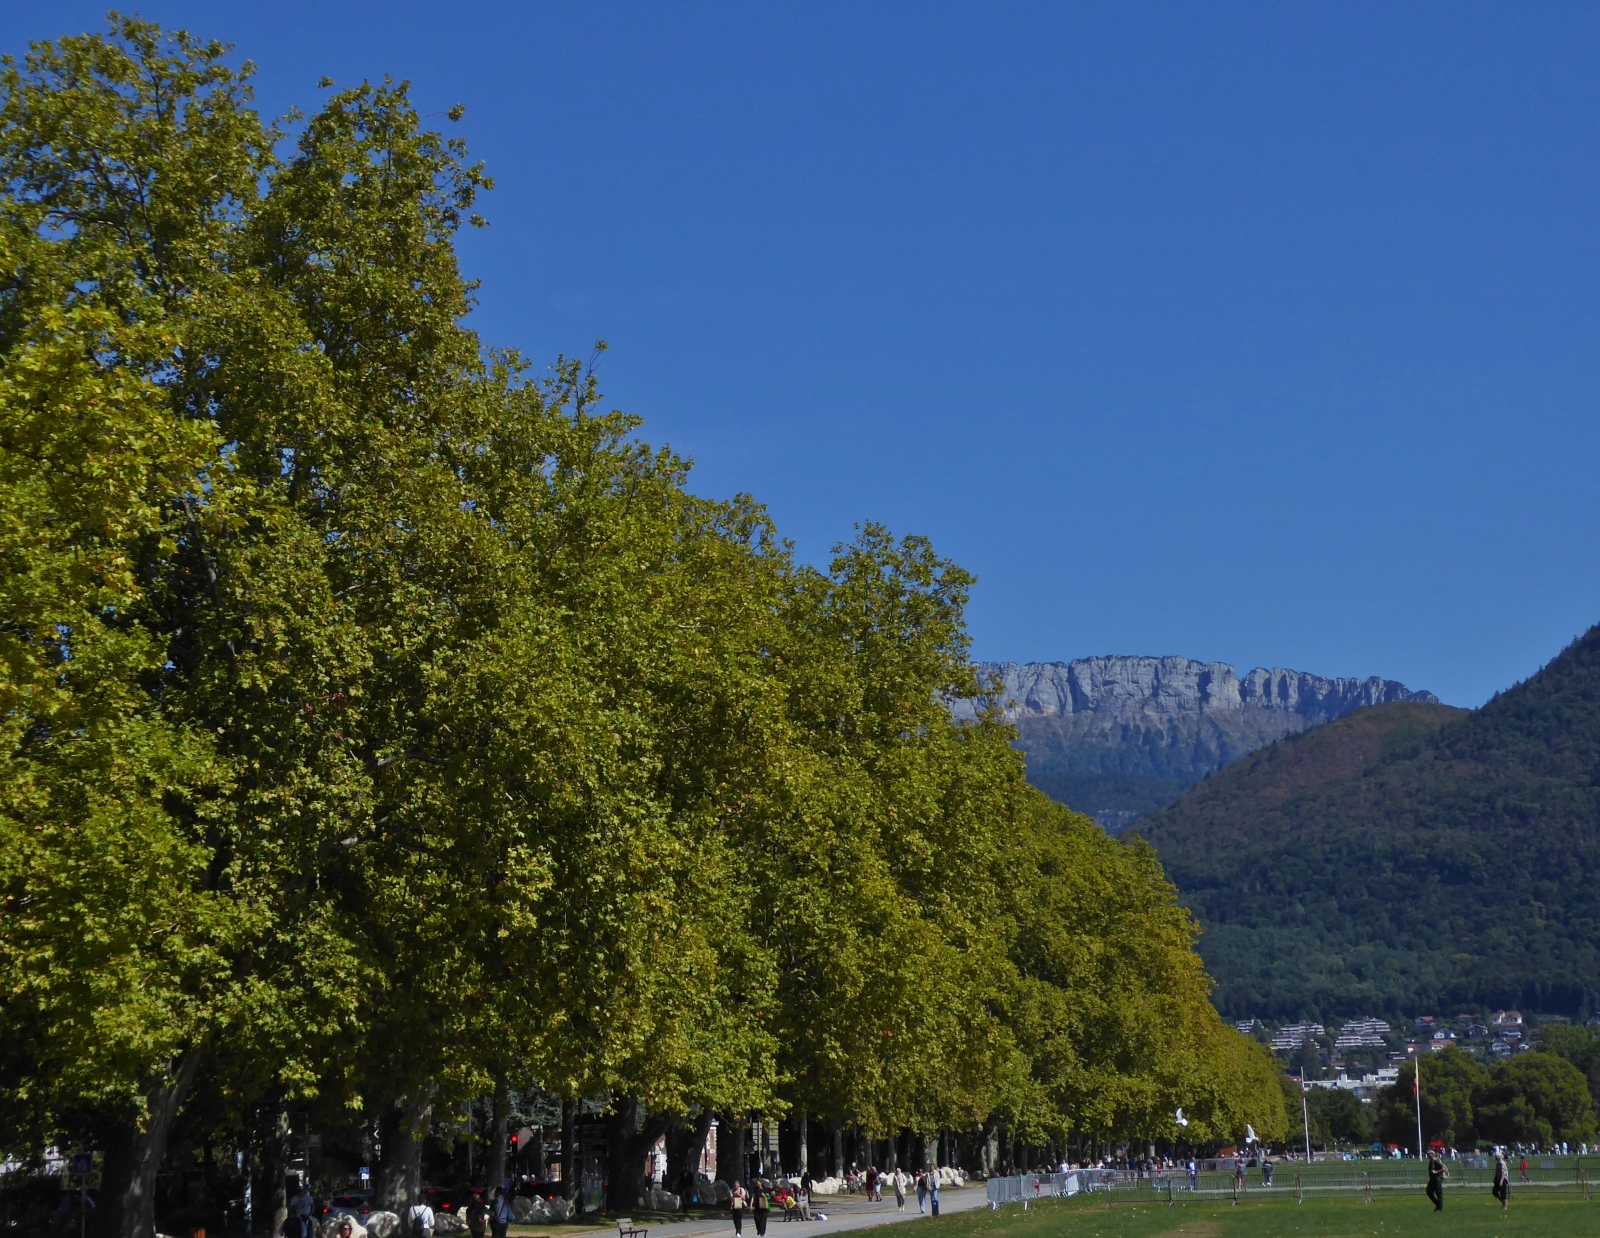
[1303,1067,1400,1100]
[1334,1017,1391,1049]
[1235,1018,1263,1035]
[1271,1023,1326,1051]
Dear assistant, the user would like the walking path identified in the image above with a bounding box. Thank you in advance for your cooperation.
[523,1189,986,1238]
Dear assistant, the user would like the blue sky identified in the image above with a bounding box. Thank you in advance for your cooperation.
[6,3,1599,706]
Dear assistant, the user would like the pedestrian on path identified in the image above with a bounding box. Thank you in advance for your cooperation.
[893,1170,905,1213]
[465,1194,488,1238]
[405,1198,435,1238]
[490,1187,511,1238]
[751,1180,769,1238]
[1492,1152,1510,1211]
[927,1172,939,1218]
[730,1182,748,1236]
[915,1172,927,1214]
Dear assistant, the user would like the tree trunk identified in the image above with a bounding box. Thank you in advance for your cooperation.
[604,1099,675,1212]
[378,1085,436,1211]
[103,1048,205,1238]
[797,1114,808,1177]
[830,1125,843,1179]
[487,1085,508,1192]
[560,1098,578,1201]
[265,1107,292,1238]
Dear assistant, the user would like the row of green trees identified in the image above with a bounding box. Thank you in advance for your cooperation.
[1372,1047,1598,1151]
[0,20,1284,1238]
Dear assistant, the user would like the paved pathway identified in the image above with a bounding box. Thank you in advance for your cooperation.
[533,1189,986,1238]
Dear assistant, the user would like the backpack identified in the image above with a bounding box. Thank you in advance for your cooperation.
[410,1208,428,1237]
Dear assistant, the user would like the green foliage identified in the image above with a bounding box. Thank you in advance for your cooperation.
[0,18,1288,1220]
[1476,1054,1597,1147]
[1533,1025,1600,1120]
[1374,1050,1596,1150]
[1139,626,1600,1020]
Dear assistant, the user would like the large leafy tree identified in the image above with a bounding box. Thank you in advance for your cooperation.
[2,21,1294,1231]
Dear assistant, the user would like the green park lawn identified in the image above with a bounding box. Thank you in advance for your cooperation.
[911,1193,1596,1238]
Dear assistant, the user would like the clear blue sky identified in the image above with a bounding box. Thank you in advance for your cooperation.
[7,3,1599,706]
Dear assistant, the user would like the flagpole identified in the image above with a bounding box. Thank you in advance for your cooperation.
[1414,1056,1424,1160]
[1301,1080,1311,1164]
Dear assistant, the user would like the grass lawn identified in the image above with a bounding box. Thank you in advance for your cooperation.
[913,1192,1596,1238]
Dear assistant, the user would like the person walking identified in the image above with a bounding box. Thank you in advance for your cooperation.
[751,1179,769,1238]
[1425,1150,1446,1212]
[1262,1155,1274,1187]
[289,1181,314,1238]
[678,1169,696,1213]
[405,1197,435,1238]
[729,1182,748,1236]
[893,1170,905,1213]
[927,1171,940,1218]
[1518,1155,1530,1185]
[1234,1155,1246,1192]
[490,1187,512,1238]
[1492,1151,1510,1211]
[1187,1158,1198,1192]
[915,1171,928,1214]
[465,1194,488,1238]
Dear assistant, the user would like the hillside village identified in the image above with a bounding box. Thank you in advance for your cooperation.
[1234,1009,1600,1100]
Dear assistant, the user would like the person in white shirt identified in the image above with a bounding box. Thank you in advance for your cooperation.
[405,1198,435,1238]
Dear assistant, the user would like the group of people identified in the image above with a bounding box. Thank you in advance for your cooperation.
[723,1167,941,1235]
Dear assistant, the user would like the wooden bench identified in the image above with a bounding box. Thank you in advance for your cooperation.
[616,1220,647,1238]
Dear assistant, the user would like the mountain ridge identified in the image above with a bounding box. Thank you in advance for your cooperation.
[956,655,1438,829]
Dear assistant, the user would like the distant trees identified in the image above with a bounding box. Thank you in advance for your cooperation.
[0,19,1284,1238]
[1375,1049,1597,1150]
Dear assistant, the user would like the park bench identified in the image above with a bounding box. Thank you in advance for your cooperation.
[616,1220,647,1238]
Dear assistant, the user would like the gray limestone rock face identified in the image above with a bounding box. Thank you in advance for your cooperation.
[950,654,1438,831]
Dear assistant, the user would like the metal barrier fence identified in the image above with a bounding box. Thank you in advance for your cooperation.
[986,1161,1596,1208]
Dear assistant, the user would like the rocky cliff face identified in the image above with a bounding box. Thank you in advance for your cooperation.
[954,655,1438,832]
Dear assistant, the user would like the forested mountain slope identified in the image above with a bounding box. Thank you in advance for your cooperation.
[1136,624,1600,1022]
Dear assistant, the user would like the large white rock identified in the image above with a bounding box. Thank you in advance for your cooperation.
[807,1177,841,1196]
[643,1189,679,1212]
[432,1214,467,1235]
[363,1213,400,1238]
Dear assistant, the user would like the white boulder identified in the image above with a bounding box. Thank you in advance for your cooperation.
[643,1189,679,1212]
[364,1213,400,1238]
[432,1214,467,1236]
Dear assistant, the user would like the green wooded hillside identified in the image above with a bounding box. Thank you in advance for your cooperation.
[1136,623,1600,1022]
